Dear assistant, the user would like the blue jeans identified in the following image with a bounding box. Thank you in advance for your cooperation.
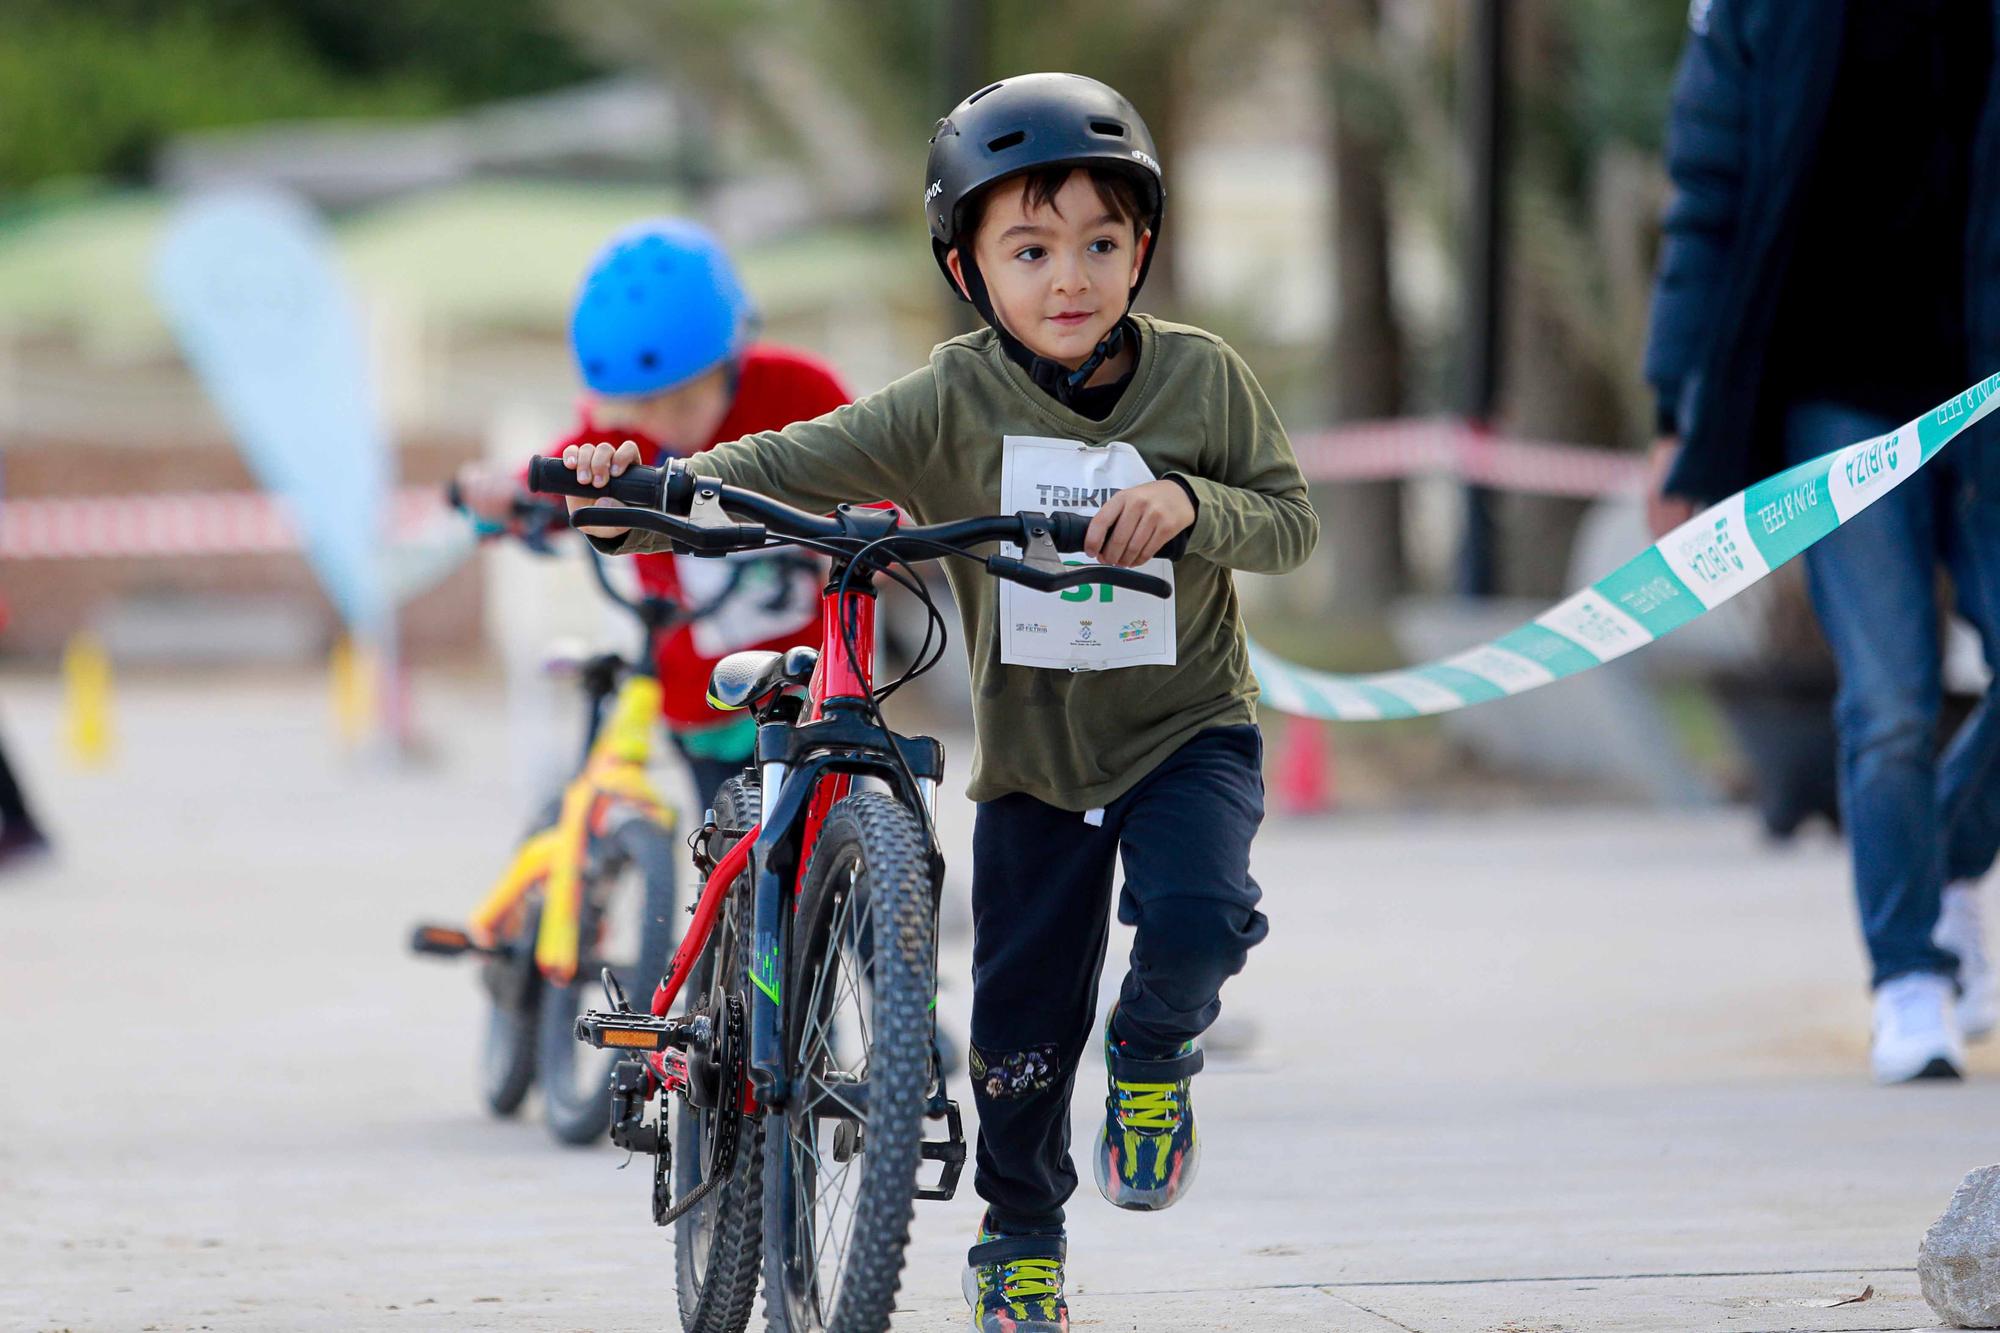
[1786,402,2000,987]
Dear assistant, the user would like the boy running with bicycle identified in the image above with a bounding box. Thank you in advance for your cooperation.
[563,73,1316,1333]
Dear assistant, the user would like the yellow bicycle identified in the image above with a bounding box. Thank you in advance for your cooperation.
[412,542,682,1145]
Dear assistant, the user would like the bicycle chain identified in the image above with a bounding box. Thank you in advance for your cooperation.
[653,990,746,1227]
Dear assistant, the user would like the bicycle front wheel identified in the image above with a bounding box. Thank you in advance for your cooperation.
[763,791,936,1333]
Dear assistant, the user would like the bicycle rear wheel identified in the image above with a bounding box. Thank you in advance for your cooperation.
[673,774,765,1333]
[763,791,935,1333]
[479,903,541,1117]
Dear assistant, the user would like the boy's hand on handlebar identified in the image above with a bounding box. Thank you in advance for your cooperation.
[1085,480,1194,568]
[562,440,646,536]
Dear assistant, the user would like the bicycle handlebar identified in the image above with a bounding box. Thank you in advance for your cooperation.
[444,477,567,528]
[530,458,1172,600]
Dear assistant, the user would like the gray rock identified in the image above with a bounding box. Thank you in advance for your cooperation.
[1922,1165,2000,1327]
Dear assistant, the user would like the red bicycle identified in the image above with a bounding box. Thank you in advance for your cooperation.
[526,456,1168,1332]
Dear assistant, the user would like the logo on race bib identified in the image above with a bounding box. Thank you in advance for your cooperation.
[1000,433,1176,671]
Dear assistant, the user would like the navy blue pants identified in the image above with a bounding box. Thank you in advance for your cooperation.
[966,723,1270,1232]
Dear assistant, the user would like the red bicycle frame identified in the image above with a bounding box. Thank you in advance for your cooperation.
[645,579,875,1073]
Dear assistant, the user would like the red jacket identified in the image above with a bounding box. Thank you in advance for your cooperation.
[554,345,850,726]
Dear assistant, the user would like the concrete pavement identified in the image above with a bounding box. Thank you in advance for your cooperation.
[2,675,1995,1331]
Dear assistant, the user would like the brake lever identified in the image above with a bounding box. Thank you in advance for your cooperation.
[571,506,767,554]
[1017,514,1068,577]
[984,555,1171,600]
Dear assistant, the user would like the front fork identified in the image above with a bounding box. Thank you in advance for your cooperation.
[747,759,793,1103]
[740,743,964,1199]
[743,763,943,1105]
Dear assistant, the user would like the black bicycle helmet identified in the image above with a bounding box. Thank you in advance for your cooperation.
[924,72,1166,303]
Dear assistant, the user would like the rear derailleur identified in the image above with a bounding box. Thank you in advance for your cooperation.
[579,968,746,1227]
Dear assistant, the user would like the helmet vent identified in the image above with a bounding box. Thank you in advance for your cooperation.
[638,351,659,369]
[1090,120,1127,138]
[968,82,1005,104]
[986,130,1026,152]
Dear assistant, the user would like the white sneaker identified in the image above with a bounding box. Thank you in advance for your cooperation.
[1871,973,1965,1084]
[1935,881,1998,1041]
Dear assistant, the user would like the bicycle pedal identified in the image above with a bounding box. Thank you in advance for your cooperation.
[915,1096,965,1202]
[409,923,485,958]
[575,1008,702,1053]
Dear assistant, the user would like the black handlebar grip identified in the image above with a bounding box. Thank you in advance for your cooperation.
[1045,510,1091,552]
[526,455,667,509]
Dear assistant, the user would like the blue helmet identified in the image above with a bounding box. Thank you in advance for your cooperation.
[569,218,756,396]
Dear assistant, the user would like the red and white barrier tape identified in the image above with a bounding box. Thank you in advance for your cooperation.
[1292,418,1646,498]
[0,488,450,560]
[0,421,1644,560]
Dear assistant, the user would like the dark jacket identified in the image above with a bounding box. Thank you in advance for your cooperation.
[1644,0,2000,502]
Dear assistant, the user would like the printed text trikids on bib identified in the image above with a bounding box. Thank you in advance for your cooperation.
[997,435,1178,671]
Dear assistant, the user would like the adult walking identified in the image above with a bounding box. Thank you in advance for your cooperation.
[1646,0,2000,1082]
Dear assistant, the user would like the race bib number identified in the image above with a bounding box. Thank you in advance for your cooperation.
[679,551,821,658]
[998,435,1176,671]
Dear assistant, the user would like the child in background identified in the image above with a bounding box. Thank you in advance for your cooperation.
[458,218,847,807]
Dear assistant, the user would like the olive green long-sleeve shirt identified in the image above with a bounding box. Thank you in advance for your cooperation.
[601,314,1318,809]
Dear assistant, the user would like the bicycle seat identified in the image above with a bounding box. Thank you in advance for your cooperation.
[707,645,819,712]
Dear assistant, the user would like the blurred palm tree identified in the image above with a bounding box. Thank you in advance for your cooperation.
[1315,0,1409,615]
[1355,0,1684,597]
[549,0,1284,313]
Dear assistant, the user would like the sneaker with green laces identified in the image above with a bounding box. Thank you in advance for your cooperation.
[1092,1009,1203,1210]
[961,1217,1068,1332]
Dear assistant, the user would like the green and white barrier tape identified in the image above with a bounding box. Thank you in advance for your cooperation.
[1250,373,2000,721]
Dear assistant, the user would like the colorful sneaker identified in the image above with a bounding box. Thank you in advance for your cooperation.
[1093,1010,1203,1210]
[961,1217,1068,1332]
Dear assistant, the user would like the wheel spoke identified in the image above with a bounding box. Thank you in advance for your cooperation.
[781,837,918,1329]
[787,1129,821,1320]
